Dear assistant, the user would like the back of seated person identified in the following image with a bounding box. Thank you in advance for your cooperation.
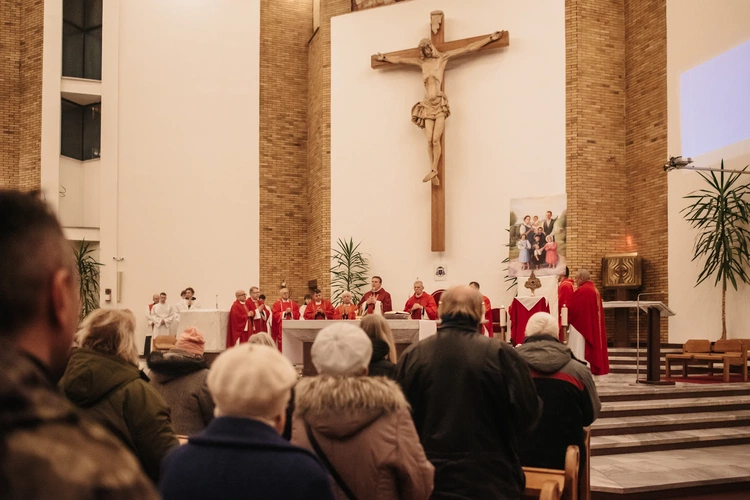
[516,312,601,470]
[159,343,333,500]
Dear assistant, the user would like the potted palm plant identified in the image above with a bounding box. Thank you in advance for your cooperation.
[682,160,750,340]
[74,239,103,322]
[330,238,369,305]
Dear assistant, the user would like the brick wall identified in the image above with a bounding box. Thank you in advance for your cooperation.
[306,0,350,299]
[258,0,313,303]
[0,0,42,192]
[624,0,668,340]
[565,0,668,341]
[18,0,43,191]
[0,0,21,189]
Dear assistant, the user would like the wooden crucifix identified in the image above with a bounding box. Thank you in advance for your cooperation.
[371,11,509,252]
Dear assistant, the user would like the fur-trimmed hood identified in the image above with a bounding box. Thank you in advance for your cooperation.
[147,350,209,384]
[295,375,409,439]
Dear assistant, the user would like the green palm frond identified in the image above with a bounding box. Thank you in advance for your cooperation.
[330,238,370,306]
[682,160,750,339]
[73,239,103,322]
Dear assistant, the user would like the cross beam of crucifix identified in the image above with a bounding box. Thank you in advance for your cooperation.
[371,10,509,252]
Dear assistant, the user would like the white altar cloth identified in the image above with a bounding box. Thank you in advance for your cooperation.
[178,310,229,352]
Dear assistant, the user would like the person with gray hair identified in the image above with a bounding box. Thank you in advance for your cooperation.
[396,285,541,499]
[292,323,434,499]
[0,190,157,498]
[516,312,601,472]
[160,344,333,500]
[60,308,179,482]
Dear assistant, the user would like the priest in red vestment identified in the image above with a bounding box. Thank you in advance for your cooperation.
[248,286,269,333]
[271,287,300,352]
[567,269,610,375]
[333,291,358,320]
[358,276,393,316]
[227,289,255,348]
[557,268,575,342]
[404,280,438,320]
[470,281,494,337]
[303,289,335,320]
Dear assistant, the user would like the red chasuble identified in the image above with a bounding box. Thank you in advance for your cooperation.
[334,304,358,320]
[227,299,252,348]
[404,293,438,320]
[568,281,610,375]
[303,299,335,320]
[482,295,494,337]
[271,299,300,352]
[558,278,575,342]
[250,299,269,333]
[358,288,393,315]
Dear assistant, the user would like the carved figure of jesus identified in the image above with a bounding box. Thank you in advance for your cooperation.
[376,31,503,185]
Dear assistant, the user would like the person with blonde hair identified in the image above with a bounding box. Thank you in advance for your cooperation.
[148,326,215,436]
[60,308,178,482]
[292,323,434,499]
[160,344,333,500]
[248,331,276,348]
[360,314,398,379]
[396,285,541,499]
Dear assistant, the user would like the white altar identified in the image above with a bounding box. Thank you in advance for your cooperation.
[283,319,437,373]
[177,309,229,352]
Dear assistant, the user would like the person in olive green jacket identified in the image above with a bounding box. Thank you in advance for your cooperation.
[60,308,179,482]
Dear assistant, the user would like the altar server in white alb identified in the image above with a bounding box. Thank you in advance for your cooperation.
[176,287,202,313]
[152,292,177,337]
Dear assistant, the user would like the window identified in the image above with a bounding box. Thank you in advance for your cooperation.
[61,99,101,161]
[62,0,103,80]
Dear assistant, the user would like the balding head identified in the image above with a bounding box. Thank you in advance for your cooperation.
[438,285,483,325]
[575,269,591,287]
[235,289,247,300]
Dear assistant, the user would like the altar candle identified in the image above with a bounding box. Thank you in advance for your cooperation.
[561,305,568,327]
[499,306,507,327]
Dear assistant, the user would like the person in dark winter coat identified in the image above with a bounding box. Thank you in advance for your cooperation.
[147,327,214,436]
[0,188,157,499]
[360,314,398,379]
[60,309,179,482]
[396,285,542,500]
[516,312,601,471]
[160,344,333,500]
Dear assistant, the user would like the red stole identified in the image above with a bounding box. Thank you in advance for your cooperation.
[303,300,335,320]
[558,278,575,342]
[482,295,494,337]
[334,304,358,320]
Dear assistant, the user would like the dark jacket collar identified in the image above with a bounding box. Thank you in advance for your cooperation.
[523,333,561,345]
[190,416,299,451]
[437,317,480,333]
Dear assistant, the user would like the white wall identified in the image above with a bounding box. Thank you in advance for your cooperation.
[331,0,565,309]
[667,0,750,342]
[96,0,260,348]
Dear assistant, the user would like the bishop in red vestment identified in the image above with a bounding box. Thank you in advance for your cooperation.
[404,280,438,320]
[303,289,335,320]
[271,287,300,352]
[568,270,610,375]
[557,270,575,342]
[333,291,358,320]
[358,276,392,315]
[227,289,255,348]
[470,281,494,337]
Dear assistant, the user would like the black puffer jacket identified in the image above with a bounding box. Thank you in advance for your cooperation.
[368,337,396,379]
[516,334,601,470]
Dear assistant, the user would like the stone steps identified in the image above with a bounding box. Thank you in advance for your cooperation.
[591,426,750,456]
[592,409,750,436]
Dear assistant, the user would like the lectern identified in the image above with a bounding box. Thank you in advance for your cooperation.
[602,301,675,384]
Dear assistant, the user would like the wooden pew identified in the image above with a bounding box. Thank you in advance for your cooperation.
[691,339,748,382]
[665,339,711,378]
[523,445,579,500]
